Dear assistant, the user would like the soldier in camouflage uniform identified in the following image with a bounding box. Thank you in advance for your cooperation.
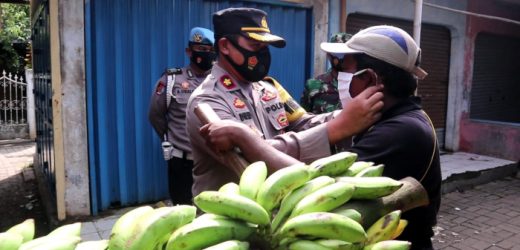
[301,32,353,114]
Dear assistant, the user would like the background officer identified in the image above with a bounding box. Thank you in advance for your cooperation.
[301,32,353,114]
[148,27,215,204]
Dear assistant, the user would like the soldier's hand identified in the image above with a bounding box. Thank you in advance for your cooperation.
[326,85,383,143]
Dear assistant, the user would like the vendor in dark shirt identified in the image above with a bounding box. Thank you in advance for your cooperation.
[321,25,441,250]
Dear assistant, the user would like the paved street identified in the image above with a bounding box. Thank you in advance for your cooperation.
[433,176,520,250]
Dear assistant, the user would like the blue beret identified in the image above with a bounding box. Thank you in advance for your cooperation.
[189,27,215,45]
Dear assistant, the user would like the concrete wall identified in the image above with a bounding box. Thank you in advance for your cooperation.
[50,0,89,219]
[458,0,520,161]
[329,0,467,151]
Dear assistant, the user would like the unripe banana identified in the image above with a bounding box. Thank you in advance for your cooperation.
[335,177,403,199]
[355,164,384,177]
[127,205,197,250]
[219,182,240,194]
[194,191,270,225]
[289,240,333,250]
[363,240,411,250]
[290,182,355,217]
[256,163,311,212]
[108,205,154,250]
[0,232,24,250]
[280,212,367,243]
[271,176,335,232]
[309,152,357,178]
[366,210,402,244]
[24,236,81,250]
[166,217,255,250]
[75,239,108,250]
[202,240,250,250]
[48,222,82,238]
[239,161,268,200]
[340,161,374,176]
[331,207,363,224]
[316,239,362,250]
[6,218,35,243]
[391,219,408,240]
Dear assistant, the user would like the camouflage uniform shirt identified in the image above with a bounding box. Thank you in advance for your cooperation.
[301,70,340,114]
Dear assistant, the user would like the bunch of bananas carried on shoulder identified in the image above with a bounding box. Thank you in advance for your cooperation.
[1,151,429,250]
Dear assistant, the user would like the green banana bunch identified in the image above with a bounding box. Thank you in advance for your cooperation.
[6,218,35,243]
[239,161,268,200]
[355,164,384,177]
[126,205,197,250]
[194,191,270,225]
[202,240,250,250]
[279,212,367,243]
[0,232,24,250]
[290,182,355,217]
[75,239,108,250]
[366,210,402,244]
[335,177,403,199]
[309,152,357,178]
[331,207,363,224]
[256,163,311,212]
[340,161,374,176]
[271,176,335,232]
[315,239,362,250]
[108,205,154,250]
[48,222,82,238]
[166,217,255,250]
[219,182,240,194]
[23,236,81,250]
[288,240,333,250]
[363,240,411,250]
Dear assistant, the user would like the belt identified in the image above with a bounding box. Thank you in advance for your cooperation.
[172,147,193,161]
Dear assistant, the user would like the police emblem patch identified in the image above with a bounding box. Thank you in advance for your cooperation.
[248,56,258,69]
[220,75,236,89]
[155,81,165,95]
[181,81,190,90]
[193,33,203,43]
[277,113,289,127]
[233,97,246,109]
[261,90,277,101]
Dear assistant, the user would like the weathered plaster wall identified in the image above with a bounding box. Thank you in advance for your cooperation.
[459,0,520,161]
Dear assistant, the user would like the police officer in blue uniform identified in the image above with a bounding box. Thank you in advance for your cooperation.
[148,27,215,204]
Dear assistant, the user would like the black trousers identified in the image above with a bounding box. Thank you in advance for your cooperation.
[167,157,194,205]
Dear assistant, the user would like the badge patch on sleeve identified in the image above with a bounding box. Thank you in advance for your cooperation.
[261,89,277,101]
[233,97,246,109]
[155,81,165,95]
[220,75,237,90]
[277,113,289,127]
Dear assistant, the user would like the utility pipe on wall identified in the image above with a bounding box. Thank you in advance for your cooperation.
[413,0,423,47]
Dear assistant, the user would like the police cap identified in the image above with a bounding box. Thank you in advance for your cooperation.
[213,7,286,48]
[189,27,215,45]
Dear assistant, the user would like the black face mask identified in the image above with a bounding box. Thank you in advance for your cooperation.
[225,38,271,82]
[190,50,216,71]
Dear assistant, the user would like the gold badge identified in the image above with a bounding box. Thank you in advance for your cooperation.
[220,75,236,89]
[261,16,269,29]
[233,97,245,109]
[193,33,203,43]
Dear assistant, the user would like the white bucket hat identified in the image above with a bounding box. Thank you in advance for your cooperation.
[320,25,428,79]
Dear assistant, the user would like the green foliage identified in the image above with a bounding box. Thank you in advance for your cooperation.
[0,3,31,42]
[0,3,30,73]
